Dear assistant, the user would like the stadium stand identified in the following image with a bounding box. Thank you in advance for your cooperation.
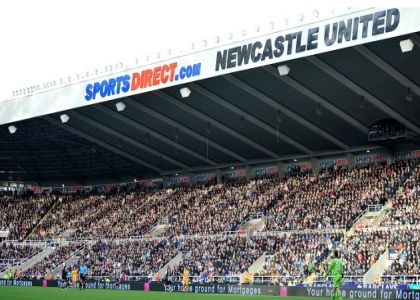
[0,192,55,240]
[1,159,419,284]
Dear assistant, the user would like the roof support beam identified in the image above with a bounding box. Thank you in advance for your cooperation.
[354,45,420,97]
[69,110,189,170]
[160,144,383,175]
[155,91,279,158]
[93,105,217,166]
[307,56,420,135]
[410,33,420,48]
[262,66,369,134]
[125,97,247,162]
[190,83,313,155]
[224,74,350,150]
[42,116,163,174]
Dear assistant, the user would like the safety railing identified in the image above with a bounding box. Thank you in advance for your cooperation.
[368,204,383,212]
[0,245,45,269]
[380,275,420,284]
[254,226,346,237]
[237,212,265,228]
[252,275,302,284]
[312,275,365,284]
[3,239,52,247]
[0,259,22,266]
[4,225,418,245]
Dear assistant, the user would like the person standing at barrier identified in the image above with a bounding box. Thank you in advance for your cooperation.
[182,266,189,293]
[61,266,68,289]
[71,266,78,288]
[79,261,88,290]
[327,250,344,300]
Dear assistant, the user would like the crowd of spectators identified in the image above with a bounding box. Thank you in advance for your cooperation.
[1,159,419,281]
[266,163,397,231]
[164,177,281,236]
[174,236,263,277]
[24,244,82,279]
[0,191,55,240]
[383,159,420,226]
[81,238,178,279]
[0,242,41,261]
[340,228,391,276]
[384,229,419,276]
[256,232,343,277]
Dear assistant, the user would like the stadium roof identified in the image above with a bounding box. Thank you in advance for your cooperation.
[1,33,420,185]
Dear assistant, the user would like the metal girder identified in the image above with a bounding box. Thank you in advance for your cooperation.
[93,105,217,166]
[190,83,313,155]
[125,97,247,162]
[160,144,384,175]
[307,56,420,135]
[223,74,350,150]
[262,66,369,134]
[354,45,420,97]
[69,110,189,170]
[42,116,163,174]
[154,90,279,158]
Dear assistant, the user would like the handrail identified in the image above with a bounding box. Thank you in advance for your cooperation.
[312,275,365,284]
[0,259,22,265]
[380,275,420,284]
[368,204,383,212]
[3,225,418,245]
[3,240,52,246]
[237,212,265,229]
[254,227,346,236]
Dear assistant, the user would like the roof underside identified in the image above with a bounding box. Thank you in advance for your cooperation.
[1,33,420,185]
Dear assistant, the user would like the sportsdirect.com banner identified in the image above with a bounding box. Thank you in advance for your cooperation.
[1,7,420,125]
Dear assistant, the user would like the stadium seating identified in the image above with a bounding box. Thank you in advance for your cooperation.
[383,229,420,277]
[266,163,395,231]
[0,242,41,261]
[1,159,419,284]
[0,192,55,240]
[256,232,343,277]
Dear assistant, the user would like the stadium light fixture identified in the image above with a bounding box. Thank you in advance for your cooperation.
[366,150,371,153]
[175,173,179,176]
[230,166,234,170]
[60,114,70,123]
[400,39,414,53]
[277,65,290,76]
[115,102,126,112]
[8,125,17,134]
[293,159,297,162]
[180,87,191,98]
